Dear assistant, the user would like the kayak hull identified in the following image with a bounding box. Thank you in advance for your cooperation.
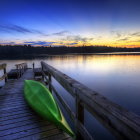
[24,80,75,138]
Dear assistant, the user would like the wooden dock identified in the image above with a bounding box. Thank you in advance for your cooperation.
[0,69,73,140]
[0,62,140,140]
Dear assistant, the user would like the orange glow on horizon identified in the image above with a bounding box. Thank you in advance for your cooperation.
[0,34,140,48]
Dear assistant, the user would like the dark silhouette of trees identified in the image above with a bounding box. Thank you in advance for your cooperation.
[0,45,140,59]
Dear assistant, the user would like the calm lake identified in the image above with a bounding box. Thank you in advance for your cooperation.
[0,54,140,140]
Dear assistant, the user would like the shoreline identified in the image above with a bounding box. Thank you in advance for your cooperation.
[0,52,140,60]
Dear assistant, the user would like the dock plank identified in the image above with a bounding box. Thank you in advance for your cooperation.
[0,69,73,140]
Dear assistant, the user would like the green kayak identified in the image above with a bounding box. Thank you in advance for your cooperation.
[24,80,75,138]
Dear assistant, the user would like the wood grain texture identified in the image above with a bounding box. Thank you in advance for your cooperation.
[0,69,73,140]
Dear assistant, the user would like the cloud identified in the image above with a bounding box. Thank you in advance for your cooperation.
[52,31,69,36]
[113,31,140,42]
[124,45,140,47]
[126,40,140,43]
[117,37,130,41]
[64,35,94,42]
[0,24,70,38]
[130,32,140,37]
[0,24,47,35]
[0,24,32,34]
[0,42,15,45]
[66,43,78,45]
[24,41,57,45]
[48,41,78,46]
[42,31,70,37]
[116,33,121,38]
[0,41,58,46]
[111,31,122,38]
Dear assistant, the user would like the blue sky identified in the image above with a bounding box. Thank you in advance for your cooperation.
[0,0,140,47]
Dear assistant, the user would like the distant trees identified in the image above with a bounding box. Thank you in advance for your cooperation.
[0,45,140,59]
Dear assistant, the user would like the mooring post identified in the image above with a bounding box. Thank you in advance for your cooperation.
[21,64,23,75]
[33,63,34,70]
[3,65,7,83]
[76,97,84,140]
[15,65,19,79]
[33,63,35,79]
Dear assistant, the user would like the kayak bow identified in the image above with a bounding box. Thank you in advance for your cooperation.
[24,80,75,138]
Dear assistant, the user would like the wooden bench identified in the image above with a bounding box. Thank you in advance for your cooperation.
[8,63,28,79]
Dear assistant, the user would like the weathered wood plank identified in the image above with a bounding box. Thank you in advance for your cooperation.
[18,128,62,140]
[0,112,35,122]
[0,105,30,113]
[0,106,31,114]
[0,109,33,118]
[0,115,42,126]
[40,132,71,140]
[41,61,140,140]
[0,121,52,136]
[0,119,50,131]
[0,69,73,140]
[0,124,56,140]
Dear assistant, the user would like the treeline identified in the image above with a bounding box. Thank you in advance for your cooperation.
[0,45,140,59]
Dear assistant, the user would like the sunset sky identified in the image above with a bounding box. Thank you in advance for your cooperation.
[0,0,140,47]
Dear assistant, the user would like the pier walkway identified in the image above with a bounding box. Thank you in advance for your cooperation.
[0,62,140,140]
[0,69,72,140]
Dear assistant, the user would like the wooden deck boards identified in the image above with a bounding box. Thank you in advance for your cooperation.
[0,69,73,140]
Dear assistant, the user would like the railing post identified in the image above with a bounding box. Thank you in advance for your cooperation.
[21,64,23,75]
[33,63,34,70]
[23,63,25,72]
[3,65,7,83]
[41,63,52,93]
[25,63,27,70]
[33,63,35,79]
[41,64,44,81]
[48,73,52,93]
[19,65,21,78]
[16,65,18,79]
[76,97,84,140]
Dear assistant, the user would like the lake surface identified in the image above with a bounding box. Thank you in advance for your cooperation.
[0,54,140,140]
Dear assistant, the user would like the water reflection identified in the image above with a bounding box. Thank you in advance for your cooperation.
[40,55,140,115]
[1,55,140,114]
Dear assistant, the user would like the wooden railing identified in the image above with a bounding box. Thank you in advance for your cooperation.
[0,64,7,83]
[15,63,27,78]
[41,61,140,140]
